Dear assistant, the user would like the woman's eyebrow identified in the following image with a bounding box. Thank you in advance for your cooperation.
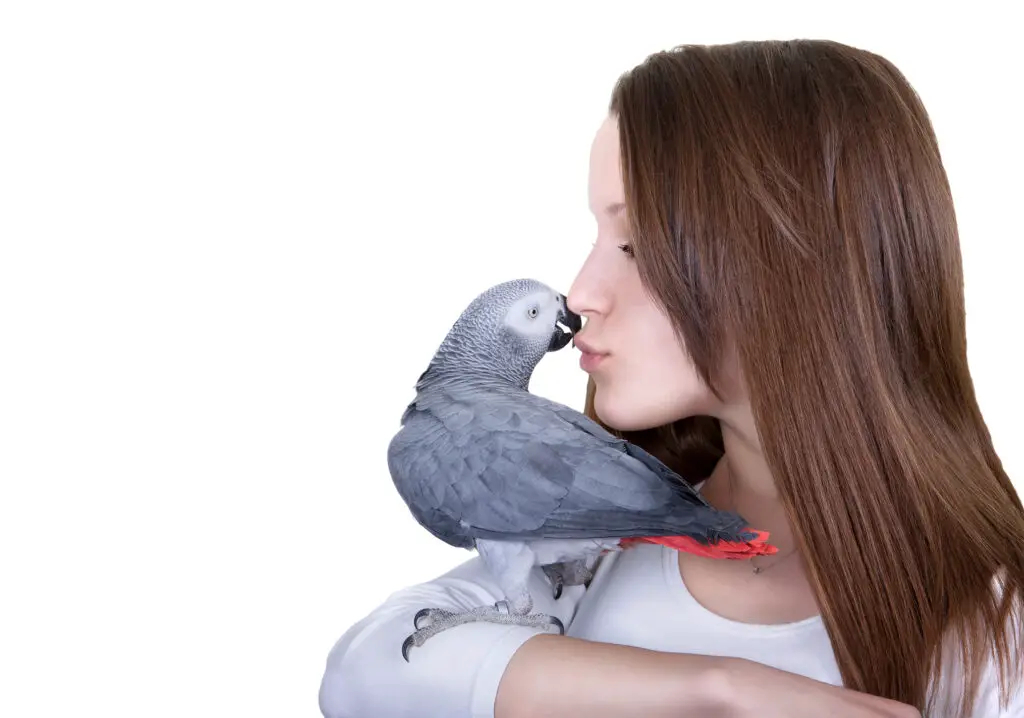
[589,201,626,217]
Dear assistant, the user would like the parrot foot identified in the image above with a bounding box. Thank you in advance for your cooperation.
[401,601,564,661]
[542,560,594,599]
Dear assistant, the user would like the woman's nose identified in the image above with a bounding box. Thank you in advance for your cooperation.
[567,247,610,318]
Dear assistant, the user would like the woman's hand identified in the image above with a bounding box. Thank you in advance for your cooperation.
[712,657,921,718]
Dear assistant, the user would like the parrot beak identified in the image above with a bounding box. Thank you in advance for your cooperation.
[549,300,583,352]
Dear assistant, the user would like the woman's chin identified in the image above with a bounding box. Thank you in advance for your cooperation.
[593,388,698,434]
[593,394,658,433]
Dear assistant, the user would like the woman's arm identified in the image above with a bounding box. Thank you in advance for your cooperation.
[495,634,729,718]
[495,642,922,718]
[717,657,922,718]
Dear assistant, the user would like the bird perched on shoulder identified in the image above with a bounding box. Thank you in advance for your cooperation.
[388,278,775,660]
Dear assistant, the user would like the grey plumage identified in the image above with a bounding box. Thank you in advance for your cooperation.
[390,380,753,548]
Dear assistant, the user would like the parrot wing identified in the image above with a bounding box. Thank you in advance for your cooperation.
[387,384,750,545]
[542,399,717,509]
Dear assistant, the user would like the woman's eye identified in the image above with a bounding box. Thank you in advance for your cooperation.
[617,243,634,257]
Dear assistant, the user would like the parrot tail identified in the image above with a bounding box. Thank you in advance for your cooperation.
[620,529,777,560]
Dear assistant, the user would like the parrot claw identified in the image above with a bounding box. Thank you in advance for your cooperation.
[413,608,432,629]
[400,603,564,661]
[542,560,592,600]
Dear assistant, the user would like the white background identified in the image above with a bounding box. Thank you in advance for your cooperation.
[1,2,1021,716]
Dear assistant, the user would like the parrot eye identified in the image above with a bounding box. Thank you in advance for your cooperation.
[527,306,539,318]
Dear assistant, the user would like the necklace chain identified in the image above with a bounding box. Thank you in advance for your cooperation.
[723,465,800,575]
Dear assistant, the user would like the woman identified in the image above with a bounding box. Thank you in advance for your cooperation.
[319,39,1024,717]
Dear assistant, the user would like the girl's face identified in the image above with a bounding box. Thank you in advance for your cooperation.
[568,115,736,431]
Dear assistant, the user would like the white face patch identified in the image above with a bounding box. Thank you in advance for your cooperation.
[503,290,563,341]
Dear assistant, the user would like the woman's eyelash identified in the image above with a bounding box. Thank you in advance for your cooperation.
[617,243,634,257]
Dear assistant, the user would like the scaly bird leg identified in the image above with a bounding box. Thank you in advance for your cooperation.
[541,559,594,599]
[401,595,563,661]
[402,539,565,661]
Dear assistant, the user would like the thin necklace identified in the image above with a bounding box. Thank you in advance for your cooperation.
[725,468,800,575]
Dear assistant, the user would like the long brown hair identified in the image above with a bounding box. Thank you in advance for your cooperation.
[584,39,1024,714]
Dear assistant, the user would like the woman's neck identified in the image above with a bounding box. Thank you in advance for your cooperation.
[701,439,797,555]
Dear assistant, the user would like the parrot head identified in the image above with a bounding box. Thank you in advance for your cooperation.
[417,278,583,390]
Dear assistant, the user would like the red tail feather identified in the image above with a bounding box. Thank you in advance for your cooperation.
[620,529,776,560]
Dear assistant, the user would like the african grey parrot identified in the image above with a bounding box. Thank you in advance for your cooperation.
[387,278,774,660]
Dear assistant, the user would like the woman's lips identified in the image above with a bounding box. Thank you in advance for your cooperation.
[579,351,607,372]
[574,338,608,373]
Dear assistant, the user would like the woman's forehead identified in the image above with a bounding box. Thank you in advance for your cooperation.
[587,116,625,219]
